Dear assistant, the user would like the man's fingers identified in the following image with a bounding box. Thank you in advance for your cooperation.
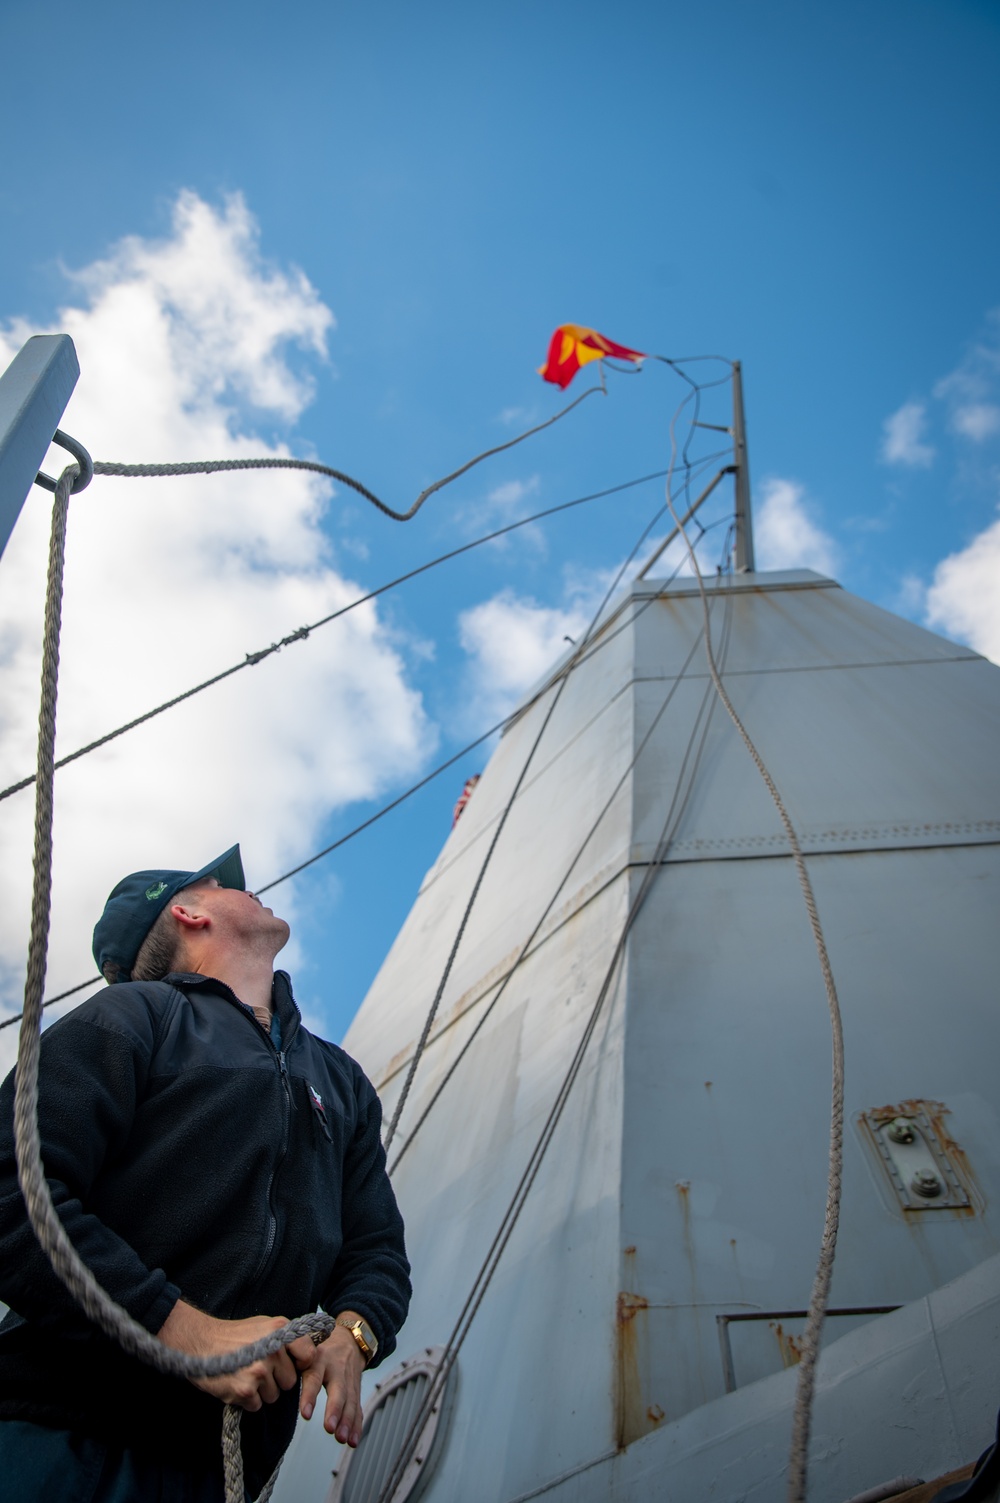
[273,1349,299,1392]
[325,1381,363,1447]
[288,1334,317,1370]
[323,1377,345,1437]
[252,1360,280,1406]
[300,1366,324,1421]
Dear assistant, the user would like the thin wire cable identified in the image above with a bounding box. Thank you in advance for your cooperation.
[91,385,603,521]
[0,977,101,1031]
[380,472,694,1150]
[0,717,511,1033]
[2,462,734,806]
[1,495,737,1037]
[381,675,570,1150]
[375,571,738,1503]
[387,535,721,1173]
[661,369,846,1503]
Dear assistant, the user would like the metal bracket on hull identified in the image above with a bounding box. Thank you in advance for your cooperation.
[861,1102,973,1213]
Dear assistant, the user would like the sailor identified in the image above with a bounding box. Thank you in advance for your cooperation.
[0,844,410,1501]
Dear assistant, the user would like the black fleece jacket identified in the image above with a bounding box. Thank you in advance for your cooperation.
[0,970,410,1494]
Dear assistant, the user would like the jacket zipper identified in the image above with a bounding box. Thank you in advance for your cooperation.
[209,988,294,1290]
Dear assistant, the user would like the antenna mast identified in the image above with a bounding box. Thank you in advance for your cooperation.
[732,360,755,572]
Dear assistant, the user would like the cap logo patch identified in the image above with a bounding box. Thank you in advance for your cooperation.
[145,880,168,901]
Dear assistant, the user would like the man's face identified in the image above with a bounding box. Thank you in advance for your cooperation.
[179,878,291,954]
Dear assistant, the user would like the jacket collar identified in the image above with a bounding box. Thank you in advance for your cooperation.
[166,969,302,1046]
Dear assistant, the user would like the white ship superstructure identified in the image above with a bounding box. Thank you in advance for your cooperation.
[280,565,1000,1503]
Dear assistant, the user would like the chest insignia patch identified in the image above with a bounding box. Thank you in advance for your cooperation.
[308,1082,332,1142]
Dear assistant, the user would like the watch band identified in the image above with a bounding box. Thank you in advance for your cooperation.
[336,1315,378,1364]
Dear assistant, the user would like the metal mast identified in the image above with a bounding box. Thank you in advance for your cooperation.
[0,335,80,562]
[732,359,755,572]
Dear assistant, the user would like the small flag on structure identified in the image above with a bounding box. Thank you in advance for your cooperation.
[539,324,645,389]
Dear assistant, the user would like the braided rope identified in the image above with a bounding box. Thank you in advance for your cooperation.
[380,466,695,1152]
[221,1404,246,1503]
[11,464,335,1498]
[91,384,601,520]
[374,591,738,1503]
[661,397,845,1502]
[692,570,844,1502]
[221,1403,282,1503]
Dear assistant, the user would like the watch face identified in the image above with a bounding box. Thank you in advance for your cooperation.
[357,1318,378,1355]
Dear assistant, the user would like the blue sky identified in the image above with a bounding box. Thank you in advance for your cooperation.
[1,0,999,1046]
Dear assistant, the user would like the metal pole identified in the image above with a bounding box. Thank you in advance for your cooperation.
[732,360,755,573]
[0,336,80,562]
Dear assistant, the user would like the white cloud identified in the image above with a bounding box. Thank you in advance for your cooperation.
[455,506,752,730]
[880,401,936,468]
[894,572,927,618]
[932,312,1000,447]
[497,405,537,428]
[459,474,545,552]
[458,589,588,724]
[925,510,1000,665]
[487,477,539,511]
[951,403,1000,443]
[0,193,434,1054]
[754,477,839,575]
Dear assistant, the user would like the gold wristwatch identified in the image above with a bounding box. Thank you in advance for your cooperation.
[337,1315,378,1365]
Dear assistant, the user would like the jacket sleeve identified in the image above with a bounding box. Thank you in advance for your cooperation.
[0,993,181,1339]
[322,1064,411,1368]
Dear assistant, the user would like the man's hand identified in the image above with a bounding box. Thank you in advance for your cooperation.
[299,1313,367,1447]
[158,1299,316,1411]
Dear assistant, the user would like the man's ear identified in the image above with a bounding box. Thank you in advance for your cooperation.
[170,902,211,933]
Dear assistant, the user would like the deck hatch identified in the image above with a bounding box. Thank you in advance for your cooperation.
[328,1346,455,1503]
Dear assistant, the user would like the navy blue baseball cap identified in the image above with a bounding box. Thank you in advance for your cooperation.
[92,844,246,980]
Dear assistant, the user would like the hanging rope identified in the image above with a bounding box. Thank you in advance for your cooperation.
[387,541,723,1174]
[660,371,845,1503]
[374,585,738,1503]
[379,454,711,1151]
[11,462,342,1501]
[221,1404,283,1503]
[91,384,602,520]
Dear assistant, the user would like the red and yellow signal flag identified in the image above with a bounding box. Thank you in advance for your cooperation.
[538,324,646,389]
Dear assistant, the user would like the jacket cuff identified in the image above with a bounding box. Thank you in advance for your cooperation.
[138,1278,182,1337]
